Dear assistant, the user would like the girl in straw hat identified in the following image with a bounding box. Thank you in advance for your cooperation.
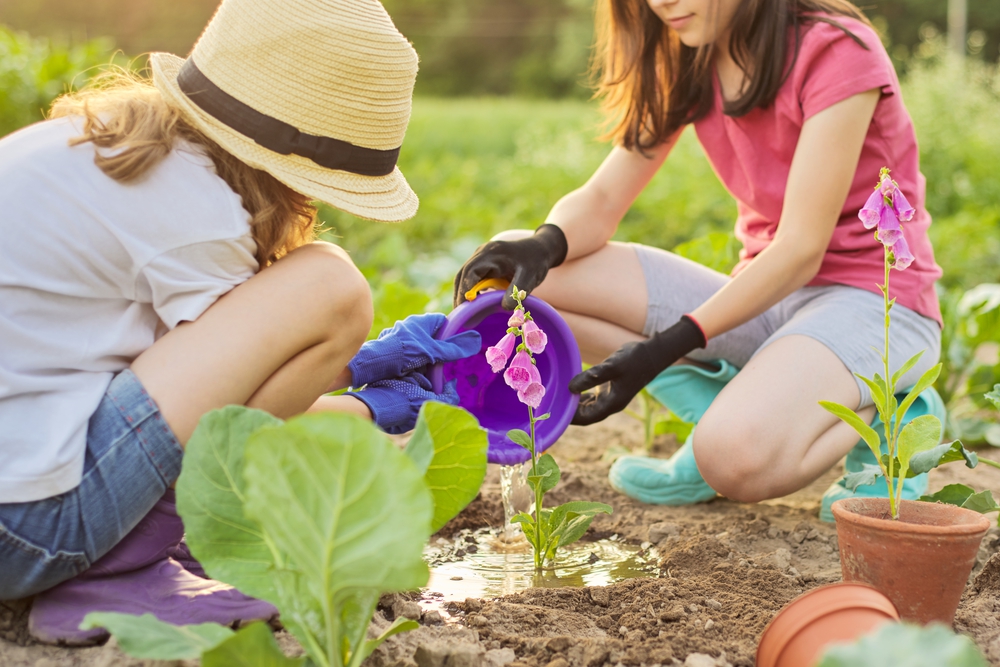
[0,0,479,644]
[454,0,943,516]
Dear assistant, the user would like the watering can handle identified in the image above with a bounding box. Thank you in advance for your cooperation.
[464,278,511,302]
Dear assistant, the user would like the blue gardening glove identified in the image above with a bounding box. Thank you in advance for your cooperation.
[348,313,482,388]
[348,373,460,434]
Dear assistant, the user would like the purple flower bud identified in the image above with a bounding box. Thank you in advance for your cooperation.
[890,235,914,271]
[892,188,915,223]
[508,308,525,328]
[504,351,535,391]
[876,205,903,247]
[879,174,895,196]
[518,381,545,409]
[859,188,885,229]
[522,320,548,354]
[485,333,516,373]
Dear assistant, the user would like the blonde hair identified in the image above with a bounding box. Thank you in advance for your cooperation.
[49,68,316,266]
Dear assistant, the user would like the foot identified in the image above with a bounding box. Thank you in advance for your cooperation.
[609,440,718,505]
[28,558,277,645]
[167,540,208,579]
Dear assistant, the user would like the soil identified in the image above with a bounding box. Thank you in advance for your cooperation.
[4,409,1000,666]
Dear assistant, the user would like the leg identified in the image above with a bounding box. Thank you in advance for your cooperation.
[131,241,373,443]
[693,335,876,503]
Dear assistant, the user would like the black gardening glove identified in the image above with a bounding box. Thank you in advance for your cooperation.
[569,315,707,426]
[453,224,568,310]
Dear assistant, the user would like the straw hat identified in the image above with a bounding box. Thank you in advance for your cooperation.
[151,0,419,222]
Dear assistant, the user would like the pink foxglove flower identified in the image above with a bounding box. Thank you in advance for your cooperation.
[518,381,545,409]
[504,351,535,391]
[485,333,516,373]
[508,308,525,327]
[522,320,548,354]
[859,188,884,230]
[889,235,914,271]
[876,205,903,246]
[892,188,915,222]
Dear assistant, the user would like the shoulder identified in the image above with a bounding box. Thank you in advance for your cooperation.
[795,15,890,69]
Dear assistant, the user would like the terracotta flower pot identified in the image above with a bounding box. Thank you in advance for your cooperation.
[831,497,990,625]
[757,582,899,667]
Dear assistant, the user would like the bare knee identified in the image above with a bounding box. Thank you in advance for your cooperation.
[693,418,778,504]
[283,242,373,348]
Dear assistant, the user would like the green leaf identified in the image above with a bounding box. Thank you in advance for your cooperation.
[986,384,1000,410]
[654,417,694,442]
[855,374,887,414]
[895,364,942,424]
[819,401,882,462]
[534,453,561,493]
[908,440,979,476]
[548,501,613,550]
[202,622,305,667]
[535,413,551,421]
[176,406,284,602]
[507,429,532,449]
[817,621,987,667]
[891,350,925,388]
[896,415,943,480]
[843,464,884,491]
[406,402,488,532]
[79,613,232,660]
[962,490,1000,515]
[242,413,433,667]
[359,618,419,664]
[920,484,977,506]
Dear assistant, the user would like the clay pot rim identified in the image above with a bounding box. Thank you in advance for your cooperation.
[831,497,991,536]
[756,582,899,667]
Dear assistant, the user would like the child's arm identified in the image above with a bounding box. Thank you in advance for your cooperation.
[690,88,881,338]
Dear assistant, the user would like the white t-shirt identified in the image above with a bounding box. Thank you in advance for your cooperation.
[0,117,258,503]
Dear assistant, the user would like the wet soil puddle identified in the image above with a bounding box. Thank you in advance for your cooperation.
[423,528,659,604]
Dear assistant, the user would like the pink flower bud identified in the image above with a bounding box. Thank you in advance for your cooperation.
[876,205,902,247]
[892,188,915,223]
[858,188,885,229]
[890,235,914,271]
[522,320,548,354]
[508,308,525,327]
[485,333,516,373]
[503,351,535,391]
[878,174,895,196]
[518,381,545,409]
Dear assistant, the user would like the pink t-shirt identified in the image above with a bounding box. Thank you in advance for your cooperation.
[693,15,942,324]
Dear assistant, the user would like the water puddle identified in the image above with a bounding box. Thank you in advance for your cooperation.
[424,528,660,603]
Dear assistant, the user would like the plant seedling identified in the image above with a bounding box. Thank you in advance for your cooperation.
[84,402,488,666]
[484,285,611,569]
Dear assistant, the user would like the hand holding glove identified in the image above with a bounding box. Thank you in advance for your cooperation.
[348,373,459,434]
[348,313,481,389]
[453,224,568,310]
[569,315,707,425]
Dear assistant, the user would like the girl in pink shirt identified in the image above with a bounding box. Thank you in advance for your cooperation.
[454,0,944,518]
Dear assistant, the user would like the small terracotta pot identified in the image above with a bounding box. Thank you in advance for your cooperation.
[831,497,990,625]
[756,582,899,667]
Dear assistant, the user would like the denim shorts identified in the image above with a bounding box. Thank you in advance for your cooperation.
[0,369,184,599]
[634,243,942,408]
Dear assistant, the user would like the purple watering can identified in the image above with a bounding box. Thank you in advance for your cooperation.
[431,287,582,465]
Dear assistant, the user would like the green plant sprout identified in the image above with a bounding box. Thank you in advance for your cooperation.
[624,388,693,451]
[822,168,1000,521]
[82,402,488,666]
[485,285,611,569]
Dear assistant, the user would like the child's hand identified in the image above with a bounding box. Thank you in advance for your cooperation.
[347,373,459,434]
[348,313,480,388]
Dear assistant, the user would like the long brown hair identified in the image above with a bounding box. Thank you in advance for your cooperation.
[592,0,871,151]
[49,68,315,267]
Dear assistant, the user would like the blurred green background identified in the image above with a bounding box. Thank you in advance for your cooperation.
[1,0,999,441]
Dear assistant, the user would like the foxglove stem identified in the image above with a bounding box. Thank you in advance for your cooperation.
[882,245,898,519]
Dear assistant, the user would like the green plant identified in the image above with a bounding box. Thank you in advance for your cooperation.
[816,621,988,667]
[623,388,692,452]
[484,285,612,568]
[84,402,488,666]
[0,25,112,137]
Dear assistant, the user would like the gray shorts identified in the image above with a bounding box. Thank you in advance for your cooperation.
[634,244,941,408]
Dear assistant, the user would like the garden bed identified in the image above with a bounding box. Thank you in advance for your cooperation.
[4,410,1000,666]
